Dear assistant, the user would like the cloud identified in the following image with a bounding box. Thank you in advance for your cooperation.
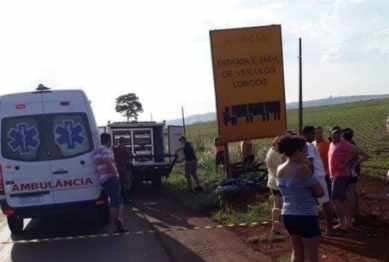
[295,0,389,64]
[237,0,285,10]
[365,37,389,54]
[320,44,342,63]
[0,0,388,124]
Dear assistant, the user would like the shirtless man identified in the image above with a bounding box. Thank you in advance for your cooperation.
[240,140,255,165]
[386,116,389,181]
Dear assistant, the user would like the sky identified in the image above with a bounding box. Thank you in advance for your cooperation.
[0,0,388,126]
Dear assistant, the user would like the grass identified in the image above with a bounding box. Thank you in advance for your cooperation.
[163,98,389,224]
[163,162,222,212]
[213,202,273,225]
[277,256,290,262]
[247,234,288,244]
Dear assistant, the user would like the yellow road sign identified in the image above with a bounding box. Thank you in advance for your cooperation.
[210,25,287,143]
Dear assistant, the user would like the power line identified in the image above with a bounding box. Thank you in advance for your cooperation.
[304,24,389,57]
[287,62,298,69]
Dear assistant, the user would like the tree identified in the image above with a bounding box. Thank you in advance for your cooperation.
[115,93,143,122]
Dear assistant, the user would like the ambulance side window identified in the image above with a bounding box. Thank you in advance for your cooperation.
[1,115,45,161]
[46,113,93,160]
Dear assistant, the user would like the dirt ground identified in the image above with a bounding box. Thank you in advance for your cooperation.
[133,187,271,262]
[230,174,389,262]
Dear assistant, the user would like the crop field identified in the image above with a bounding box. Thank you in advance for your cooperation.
[186,98,389,177]
[163,98,389,214]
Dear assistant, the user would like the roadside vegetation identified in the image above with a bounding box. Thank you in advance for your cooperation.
[163,98,389,224]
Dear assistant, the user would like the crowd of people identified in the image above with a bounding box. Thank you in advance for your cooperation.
[213,136,257,176]
[92,119,387,254]
[266,125,370,262]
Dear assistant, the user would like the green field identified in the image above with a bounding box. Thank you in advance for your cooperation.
[163,98,389,222]
[185,98,389,176]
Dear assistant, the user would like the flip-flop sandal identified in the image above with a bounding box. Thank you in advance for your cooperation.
[331,219,339,225]
[332,228,347,234]
[271,227,282,235]
[326,229,343,236]
[114,228,129,234]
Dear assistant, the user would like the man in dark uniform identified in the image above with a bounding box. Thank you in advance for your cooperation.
[113,137,134,204]
[175,136,203,193]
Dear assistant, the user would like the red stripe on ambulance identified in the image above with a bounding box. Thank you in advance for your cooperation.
[12,178,94,192]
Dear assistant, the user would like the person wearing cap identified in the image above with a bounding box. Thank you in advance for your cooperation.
[328,126,362,231]
[303,125,338,236]
[175,136,203,193]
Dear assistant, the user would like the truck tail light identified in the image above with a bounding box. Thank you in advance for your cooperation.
[15,103,26,110]
[95,200,105,206]
[3,209,14,215]
[0,165,5,197]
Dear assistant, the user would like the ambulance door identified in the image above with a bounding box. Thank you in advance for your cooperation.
[0,93,55,208]
[41,91,100,204]
[167,125,184,163]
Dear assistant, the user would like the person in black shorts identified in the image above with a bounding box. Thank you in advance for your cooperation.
[214,136,225,175]
[276,136,324,262]
[342,128,369,224]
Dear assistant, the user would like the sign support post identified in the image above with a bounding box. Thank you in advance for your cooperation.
[223,143,231,179]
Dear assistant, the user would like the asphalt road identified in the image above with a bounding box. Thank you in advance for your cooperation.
[0,190,269,262]
[0,205,172,262]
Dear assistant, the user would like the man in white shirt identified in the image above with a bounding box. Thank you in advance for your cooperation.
[303,126,339,236]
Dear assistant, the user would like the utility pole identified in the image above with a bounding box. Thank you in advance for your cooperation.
[181,106,186,136]
[298,38,303,135]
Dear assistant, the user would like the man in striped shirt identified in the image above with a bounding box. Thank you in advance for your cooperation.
[92,133,128,233]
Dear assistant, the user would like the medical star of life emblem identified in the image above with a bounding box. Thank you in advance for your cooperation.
[8,123,40,154]
[54,120,85,150]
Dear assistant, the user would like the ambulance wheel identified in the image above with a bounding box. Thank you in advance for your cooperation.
[152,176,162,189]
[133,178,143,187]
[132,178,143,192]
[98,204,110,224]
[7,215,24,234]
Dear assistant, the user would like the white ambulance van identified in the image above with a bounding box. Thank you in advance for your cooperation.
[0,85,109,234]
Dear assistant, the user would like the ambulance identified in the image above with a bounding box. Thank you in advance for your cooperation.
[0,85,109,234]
